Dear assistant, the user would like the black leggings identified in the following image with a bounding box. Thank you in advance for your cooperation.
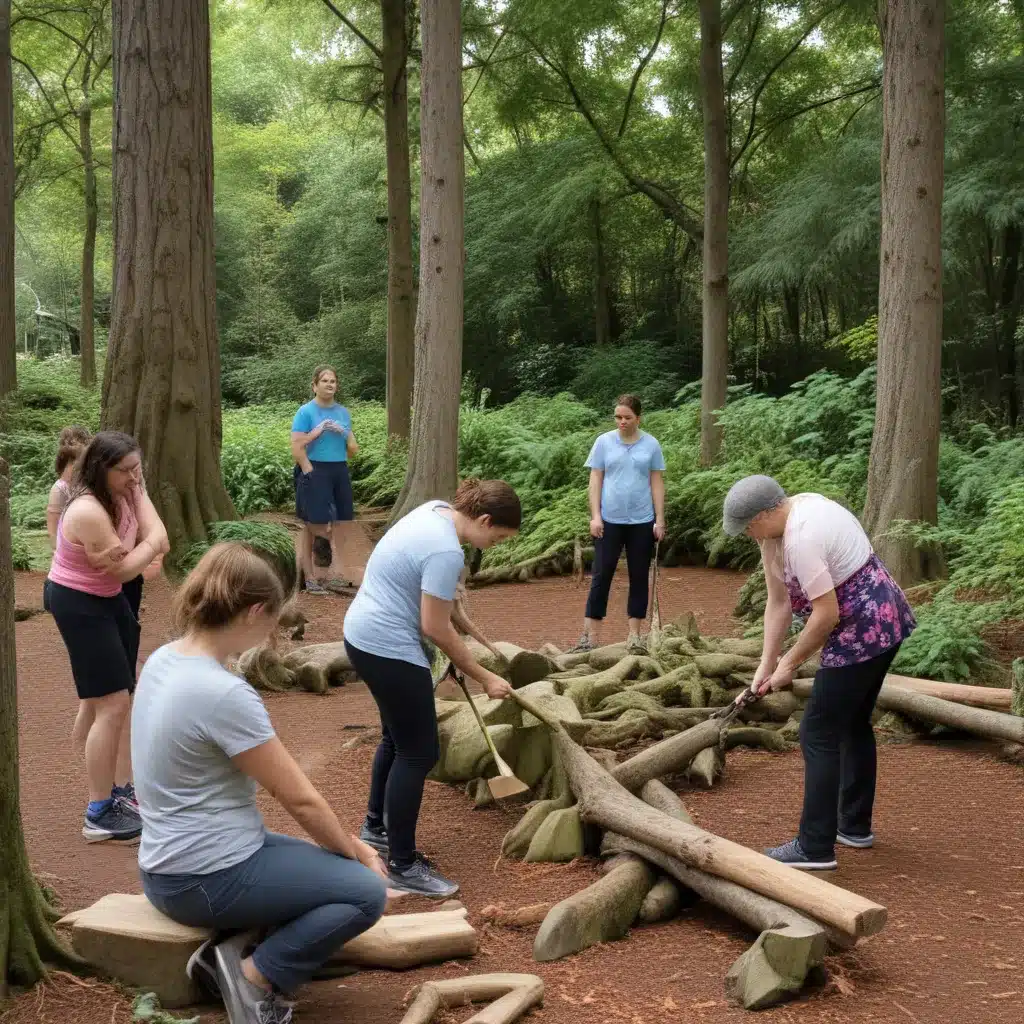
[798,646,900,857]
[344,641,439,867]
[585,520,655,621]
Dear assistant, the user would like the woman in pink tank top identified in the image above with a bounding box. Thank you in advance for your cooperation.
[48,431,170,844]
[46,425,91,549]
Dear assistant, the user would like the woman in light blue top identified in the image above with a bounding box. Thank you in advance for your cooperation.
[572,394,666,654]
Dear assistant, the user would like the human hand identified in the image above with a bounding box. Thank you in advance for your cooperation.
[356,844,389,881]
[300,463,314,476]
[763,662,794,693]
[324,420,346,434]
[483,672,513,700]
[654,520,666,541]
[590,517,604,539]
[99,541,128,564]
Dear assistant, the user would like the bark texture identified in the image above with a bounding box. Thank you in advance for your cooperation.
[698,0,729,465]
[863,0,946,585]
[103,0,236,550]
[392,0,464,520]
[78,99,97,387]
[382,0,415,443]
[1,460,82,991]
[0,2,15,398]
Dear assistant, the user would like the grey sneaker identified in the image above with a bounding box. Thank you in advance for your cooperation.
[325,578,356,595]
[113,782,139,813]
[387,853,459,899]
[567,634,594,654]
[304,579,329,596]
[212,933,293,1024]
[764,838,837,871]
[186,938,221,999]
[837,830,874,849]
[626,632,648,654]
[82,803,142,843]
[359,819,389,854]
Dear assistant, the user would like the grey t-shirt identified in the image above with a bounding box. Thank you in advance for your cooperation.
[132,644,275,875]
[343,501,466,668]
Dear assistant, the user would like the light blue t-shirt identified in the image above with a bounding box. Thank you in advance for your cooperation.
[132,645,275,875]
[344,501,466,668]
[291,400,352,462]
[585,430,666,525]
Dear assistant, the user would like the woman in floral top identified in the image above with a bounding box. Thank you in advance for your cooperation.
[722,475,916,871]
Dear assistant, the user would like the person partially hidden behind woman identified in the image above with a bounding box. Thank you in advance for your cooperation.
[46,425,91,550]
[47,431,169,842]
[343,479,520,898]
[571,394,666,654]
[722,475,916,870]
[133,543,387,1024]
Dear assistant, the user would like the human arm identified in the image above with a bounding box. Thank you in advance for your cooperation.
[233,737,386,877]
[422,595,511,697]
[346,429,359,457]
[64,499,161,581]
[132,482,169,555]
[761,589,839,692]
[451,592,502,660]
[588,469,604,538]
[753,540,794,690]
[46,482,65,549]
[650,470,666,540]
[290,428,325,474]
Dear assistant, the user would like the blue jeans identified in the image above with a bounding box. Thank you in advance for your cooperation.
[141,832,387,993]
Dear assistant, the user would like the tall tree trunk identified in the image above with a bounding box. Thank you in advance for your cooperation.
[592,196,612,346]
[78,101,97,388]
[998,222,1021,428]
[0,464,81,991]
[0,2,16,398]
[698,0,729,466]
[382,0,415,444]
[103,0,236,551]
[863,0,945,586]
[391,0,464,522]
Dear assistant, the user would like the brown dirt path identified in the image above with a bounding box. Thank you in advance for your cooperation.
[7,556,1024,1024]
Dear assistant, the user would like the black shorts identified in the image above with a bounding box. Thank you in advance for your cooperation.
[294,460,354,525]
[47,581,140,700]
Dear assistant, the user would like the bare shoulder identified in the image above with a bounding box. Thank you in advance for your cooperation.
[62,494,113,536]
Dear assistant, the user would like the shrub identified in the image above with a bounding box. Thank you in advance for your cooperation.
[178,519,297,593]
[10,492,49,529]
[11,526,32,571]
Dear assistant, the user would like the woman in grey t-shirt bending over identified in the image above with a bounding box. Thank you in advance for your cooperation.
[132,543,387,1024]
[344,478,521,899]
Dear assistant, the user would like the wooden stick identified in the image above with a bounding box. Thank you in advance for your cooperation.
[512,691,887,940]
[400,974,545,1024]
[884,674,1011,711]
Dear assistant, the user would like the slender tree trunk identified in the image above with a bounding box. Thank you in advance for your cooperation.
[863,0,945,586]
[0,2,16,398]
[78,102,97,388]
[592,196,612,346]
[0,466,82,991]
[103,0,236,551]
[382,0,415,444]
[698,0,729,465]
[998,223,1021,428]
[390,0,464,522]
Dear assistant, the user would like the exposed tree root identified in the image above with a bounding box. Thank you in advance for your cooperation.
[400,973,545,1024]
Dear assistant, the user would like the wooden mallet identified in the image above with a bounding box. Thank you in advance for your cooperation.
[448,665,529,799]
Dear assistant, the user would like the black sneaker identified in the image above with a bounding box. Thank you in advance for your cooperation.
[212,933,294,1024]
[387,853,460,899]
[185,938,220,1000]
[359,820,389,855]
[82,803,143,843]
[764,838,837,871]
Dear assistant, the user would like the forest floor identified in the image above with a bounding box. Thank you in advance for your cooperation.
[5,522,1024,1024]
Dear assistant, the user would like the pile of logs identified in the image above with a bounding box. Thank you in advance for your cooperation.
[236,615,1022,1011]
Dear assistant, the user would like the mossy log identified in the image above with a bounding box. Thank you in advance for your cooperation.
[469,546,582,586]
[524,807,584,863]
[724,727,794,753]
[686,745,725,788]
[638,875,683,924]
[280,642,355,693]
[1012,659,1024,718]
[464,640,560,689]
[602,781,834,1011]
[611,718,724,792]
[237,643,296,692]
[555,643,626,671]
[532,853,654,962]
[512,690,887,940]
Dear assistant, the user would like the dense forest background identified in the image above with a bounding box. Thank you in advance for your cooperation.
[3,0,1024,684]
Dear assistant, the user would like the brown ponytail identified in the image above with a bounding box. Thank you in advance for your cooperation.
[54,424,91,476]
[615,394,642,416]
[451,478,522,529]
[173,542,285,634]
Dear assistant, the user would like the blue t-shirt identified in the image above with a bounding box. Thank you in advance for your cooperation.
[291,401,352,462]
[343,501,466,668]
[585,430,666,525]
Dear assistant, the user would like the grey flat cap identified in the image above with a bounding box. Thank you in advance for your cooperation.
[722,475,787,537]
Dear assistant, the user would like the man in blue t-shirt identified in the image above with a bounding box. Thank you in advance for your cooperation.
[290,367,359,595]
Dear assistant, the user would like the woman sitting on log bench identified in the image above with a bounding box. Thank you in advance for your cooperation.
[722,475,917,871]
[344,479,521,899]
[132,543,388,1024]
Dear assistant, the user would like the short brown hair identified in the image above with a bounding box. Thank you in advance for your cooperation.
[173,542,285,634]
[312,365,338,387]
[615,394,642,416]
[452,478,521,530]
[55,425,91,476]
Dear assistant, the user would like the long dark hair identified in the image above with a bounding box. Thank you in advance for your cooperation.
[68,431,142,526]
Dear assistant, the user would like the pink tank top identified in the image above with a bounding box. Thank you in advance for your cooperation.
[48,495,139,598]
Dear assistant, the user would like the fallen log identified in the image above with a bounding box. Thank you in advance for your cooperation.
[512,691,887,940]
[480,903,552,929]
[400,973,545,1024]
[532,853,654,962]
[330,907,479,969]
[611,718,724,791]
[638,875,683,924]
[885,673,1011,712]
[602,781,835,1010]
[686,745,725,788]
[792,679,1024,745]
